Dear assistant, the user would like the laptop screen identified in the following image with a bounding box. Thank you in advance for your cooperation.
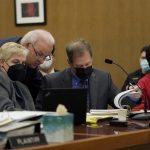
[42,88,87,125]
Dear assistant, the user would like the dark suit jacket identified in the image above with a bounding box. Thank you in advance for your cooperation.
[22,66,43,102]
[36,68,120,110]
[0,71,35,111]
[121,69,145,91]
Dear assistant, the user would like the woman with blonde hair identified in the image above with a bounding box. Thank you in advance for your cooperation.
[0,42,35,111]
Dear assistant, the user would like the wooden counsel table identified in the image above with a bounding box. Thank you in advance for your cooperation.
[20,119,150,150]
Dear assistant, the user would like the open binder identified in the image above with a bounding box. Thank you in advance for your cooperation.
[114,89,141,109]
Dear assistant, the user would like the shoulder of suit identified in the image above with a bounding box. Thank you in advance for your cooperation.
[44,68,70,79]
[0,71,10,80]
[92,68,109,75]
[13,81,30,92]
[44,70,62,79]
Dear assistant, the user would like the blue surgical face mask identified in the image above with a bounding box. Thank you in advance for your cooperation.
[140,58,150,73]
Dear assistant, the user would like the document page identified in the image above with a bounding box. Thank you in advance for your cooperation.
[0,111,54,122]
[114,89,141,108]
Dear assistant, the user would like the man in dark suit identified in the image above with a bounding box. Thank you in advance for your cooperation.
[20,29,55,102]
[36,39,120,111]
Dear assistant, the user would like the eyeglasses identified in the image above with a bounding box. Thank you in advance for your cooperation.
[31,44,51,61]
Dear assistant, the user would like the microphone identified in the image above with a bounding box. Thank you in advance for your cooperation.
[105,59,113,64]
[105,58,138,89]
[105,58,150,120]
[105,59,129,77]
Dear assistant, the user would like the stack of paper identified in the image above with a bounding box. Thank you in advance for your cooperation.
[2,111,51,121]
[0,111,50,143]
[90,109,118,115]
[86,109,118,124]
[0,120,40,136]
[0,112,13,127]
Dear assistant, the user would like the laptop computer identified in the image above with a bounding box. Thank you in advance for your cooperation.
[42,88,87,125]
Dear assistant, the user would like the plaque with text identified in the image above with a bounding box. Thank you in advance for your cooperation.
[5,133,47,149]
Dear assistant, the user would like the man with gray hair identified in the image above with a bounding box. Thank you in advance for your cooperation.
[20,29,55,101]
[20,29,55,68]
[36,39,119,111]
[0,29,55,102]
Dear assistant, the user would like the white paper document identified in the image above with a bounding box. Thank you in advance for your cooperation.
[114,89,141,108]
[0,111,53,122]
[90,109,118,115]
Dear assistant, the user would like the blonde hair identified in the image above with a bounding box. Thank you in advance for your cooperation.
[0,42,28,61]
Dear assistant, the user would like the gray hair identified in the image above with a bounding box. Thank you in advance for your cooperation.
[0,42,28,61]
[66,39,92,64]
[20,29,55,46]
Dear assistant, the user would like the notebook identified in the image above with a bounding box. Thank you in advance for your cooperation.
[42,88,87,125]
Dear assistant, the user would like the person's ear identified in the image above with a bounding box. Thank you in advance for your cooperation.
[52,56,55,62]
[67,59,74,68]
[25,43,31,50]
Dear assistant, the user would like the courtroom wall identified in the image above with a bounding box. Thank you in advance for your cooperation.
[1,0,150,88]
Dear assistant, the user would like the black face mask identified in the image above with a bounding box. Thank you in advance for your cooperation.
[75,66,93,80]
[7,64,27,82]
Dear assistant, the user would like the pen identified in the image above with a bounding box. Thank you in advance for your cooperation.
[129,82,135,88]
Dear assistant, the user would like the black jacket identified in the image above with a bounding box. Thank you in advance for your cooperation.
[23,66,43,102]
[121,69,145,91]
[36,68,120,110]
[0,71,35,111]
